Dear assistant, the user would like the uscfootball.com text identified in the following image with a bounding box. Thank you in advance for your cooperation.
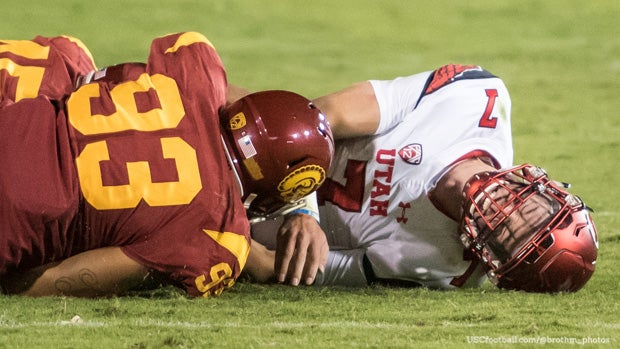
[466,336,611,345]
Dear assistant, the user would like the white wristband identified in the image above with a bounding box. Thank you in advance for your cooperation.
[286,192,320,222]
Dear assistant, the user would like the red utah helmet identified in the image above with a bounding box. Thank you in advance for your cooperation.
[220,90,334,219]
[459,164,598,292]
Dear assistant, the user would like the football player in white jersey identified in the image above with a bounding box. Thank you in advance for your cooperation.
[247,64,599,293]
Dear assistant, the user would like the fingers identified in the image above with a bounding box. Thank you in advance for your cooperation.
[289,237,309,286]
[274,214,328,286]
[275,226,310,286]
[274,234,295,284]
[301,239,328,285]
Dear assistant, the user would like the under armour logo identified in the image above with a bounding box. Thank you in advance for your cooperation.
[397,202,411,223]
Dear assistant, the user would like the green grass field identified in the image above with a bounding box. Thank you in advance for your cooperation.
[1,1,618,348]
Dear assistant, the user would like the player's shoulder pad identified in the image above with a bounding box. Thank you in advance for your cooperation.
[56,35,96,67]
[154,32,217,54]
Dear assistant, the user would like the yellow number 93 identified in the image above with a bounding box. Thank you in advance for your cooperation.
[68,72,202,210]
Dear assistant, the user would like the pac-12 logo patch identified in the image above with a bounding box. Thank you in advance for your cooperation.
[398,143,423,165]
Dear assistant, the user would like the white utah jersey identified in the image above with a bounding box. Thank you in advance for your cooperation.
[316,65,513,288]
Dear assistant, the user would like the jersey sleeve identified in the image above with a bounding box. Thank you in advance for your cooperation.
[369,65,504,137]
[121,211,250,298]
[0,95,78,276]
[314,249,369,286]
[369,70,432,135]
[0,35,96,104]
[251,219,369,287]
[0,36,95,275]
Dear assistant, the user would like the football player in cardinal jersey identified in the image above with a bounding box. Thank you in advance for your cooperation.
[249,64,598,293]
[0,32,334,297]
[0,35,96,103]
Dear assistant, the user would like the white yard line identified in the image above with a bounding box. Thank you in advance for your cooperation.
[2,318,620,330]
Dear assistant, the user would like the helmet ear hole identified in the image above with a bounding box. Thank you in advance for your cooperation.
[287,157,307,169]
[317,126,329,138]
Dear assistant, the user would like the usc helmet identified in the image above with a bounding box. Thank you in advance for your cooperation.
[220,90,334,219]
[459,164,598,292]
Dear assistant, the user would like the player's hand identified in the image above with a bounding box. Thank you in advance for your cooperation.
[275,213,328,286]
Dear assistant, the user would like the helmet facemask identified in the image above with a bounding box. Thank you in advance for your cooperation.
[459,164,598,292]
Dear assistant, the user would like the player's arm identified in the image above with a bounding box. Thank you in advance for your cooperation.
[244,239,277,283]
[247,210,328,286]
[245,242,370,287]
[315,249,369,286]
[225,81,381,138]
[312,81,380,138]
[241,82,380,285]
[2,247,154,297]
[265,82,381,284]
[226,83,250,106]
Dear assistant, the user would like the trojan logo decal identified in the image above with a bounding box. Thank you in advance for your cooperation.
[398,143,423,165]
[229,112,247,130]
[278,165,326,202]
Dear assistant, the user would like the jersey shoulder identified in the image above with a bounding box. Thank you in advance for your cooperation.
[146,32,227,113]
[0,35,96,103]
[422,64,498,96]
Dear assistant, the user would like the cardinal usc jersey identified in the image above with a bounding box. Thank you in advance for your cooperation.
[1,35,96,277]
[0,32,250,297]
[0,35,96,104]
[317,65,514,288]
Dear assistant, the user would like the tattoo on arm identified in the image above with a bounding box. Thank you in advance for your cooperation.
[54,269,101,295]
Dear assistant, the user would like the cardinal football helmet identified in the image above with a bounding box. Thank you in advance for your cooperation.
[220,90,334,219]
[459,164,598,292]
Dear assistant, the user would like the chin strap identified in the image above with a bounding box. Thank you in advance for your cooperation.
[285,191,320,222]
[247,200,305,225]
[247,191,320,225]
[450,250,480,287]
